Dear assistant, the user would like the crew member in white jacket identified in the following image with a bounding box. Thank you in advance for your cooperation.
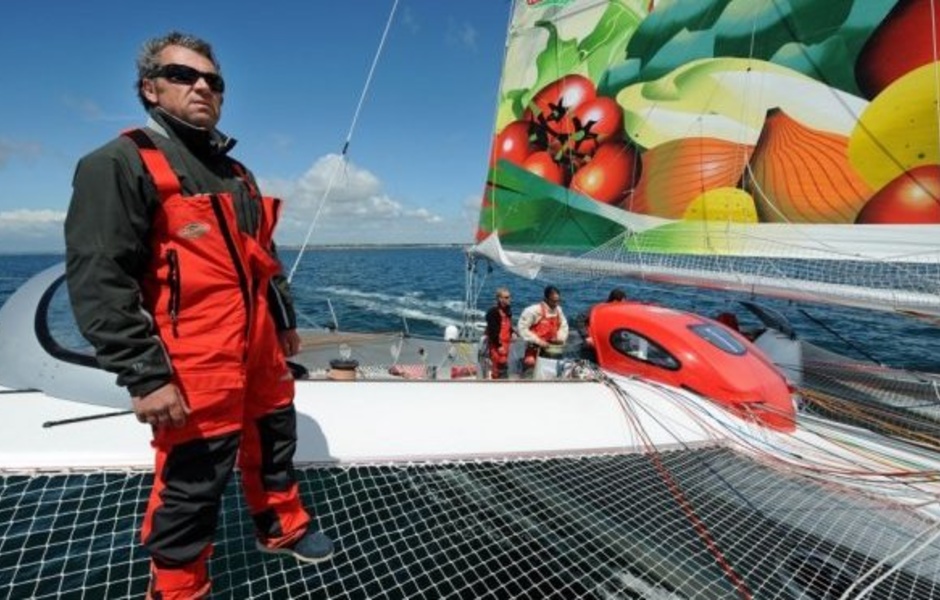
[518,285,569,370]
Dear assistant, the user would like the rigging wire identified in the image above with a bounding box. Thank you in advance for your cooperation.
[797,308,885,366]
[839,521,940,600]
[287,0,400,284]
[603,374,754,599]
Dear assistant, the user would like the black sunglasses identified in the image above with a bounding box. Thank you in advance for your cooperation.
[150,63,225,93]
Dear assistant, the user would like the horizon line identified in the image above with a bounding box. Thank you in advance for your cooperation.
[0,242,474,257]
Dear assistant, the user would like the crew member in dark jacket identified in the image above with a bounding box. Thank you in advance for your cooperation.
[485,287,514,379]
[64,31,332,599]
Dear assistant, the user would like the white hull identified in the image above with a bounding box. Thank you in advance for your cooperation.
[4,374,940,523]
[0,376,722,470]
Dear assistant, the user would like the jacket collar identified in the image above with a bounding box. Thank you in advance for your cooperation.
[146,108,236,158]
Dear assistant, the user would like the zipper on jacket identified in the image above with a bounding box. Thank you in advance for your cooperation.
[166,249,181,337]
[209,195,253,353]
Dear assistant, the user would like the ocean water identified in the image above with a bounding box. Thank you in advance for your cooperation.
[0,246,937,373]
[2,248,940,599]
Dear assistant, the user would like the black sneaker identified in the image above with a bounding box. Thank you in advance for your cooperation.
[257,530,334,564]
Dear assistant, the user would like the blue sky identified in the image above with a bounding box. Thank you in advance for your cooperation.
[0,1,511,253]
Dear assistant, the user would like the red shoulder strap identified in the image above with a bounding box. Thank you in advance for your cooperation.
[257,197,282,248]
[230,160,260,199]
[231,160,281,246]
[121,128,181,201]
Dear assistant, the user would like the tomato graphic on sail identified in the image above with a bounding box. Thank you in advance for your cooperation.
[489,74,637,206]
[570,143,639,205]
[855,165,940,224]
[524,74,596,139]
[856,0,940,98]
[490,120,533,167]
[570,96,624,156]
[522,151,567,186]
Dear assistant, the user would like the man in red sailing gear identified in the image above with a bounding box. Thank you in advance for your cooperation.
[64,32,332,599]
[485,287,515,379]
[518,285,569,372]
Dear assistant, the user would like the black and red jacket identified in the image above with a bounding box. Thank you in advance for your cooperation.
[65,109,296,396]
[485,304,513,352]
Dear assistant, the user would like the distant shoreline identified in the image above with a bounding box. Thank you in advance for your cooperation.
[0,242,471,257]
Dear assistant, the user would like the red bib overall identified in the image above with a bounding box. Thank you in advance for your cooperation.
[124,130,310,600]
[523,304,560,368]
[488,307,512,379]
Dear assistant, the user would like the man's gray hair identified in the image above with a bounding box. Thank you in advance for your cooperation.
[135,31,221,108]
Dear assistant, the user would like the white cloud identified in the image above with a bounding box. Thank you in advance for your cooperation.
[400,6,420,34]
[0,209,66,253]
[0,209,66,228]
[62,96,137,122]
[261,154,474,246]
[267,133,293,152]
[0,139,41,169]
[462,193,483,219]
[0,156,479,253]
[446,20,478,51]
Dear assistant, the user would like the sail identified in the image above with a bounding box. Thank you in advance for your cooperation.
[475,0,940,318]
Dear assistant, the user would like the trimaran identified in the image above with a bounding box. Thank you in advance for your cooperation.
[3,1,940,598]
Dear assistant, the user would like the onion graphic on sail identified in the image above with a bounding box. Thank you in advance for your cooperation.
[745,108,872,224]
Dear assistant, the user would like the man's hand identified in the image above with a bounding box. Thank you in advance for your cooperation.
[132,383,190,428]
[279,329,302,357]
